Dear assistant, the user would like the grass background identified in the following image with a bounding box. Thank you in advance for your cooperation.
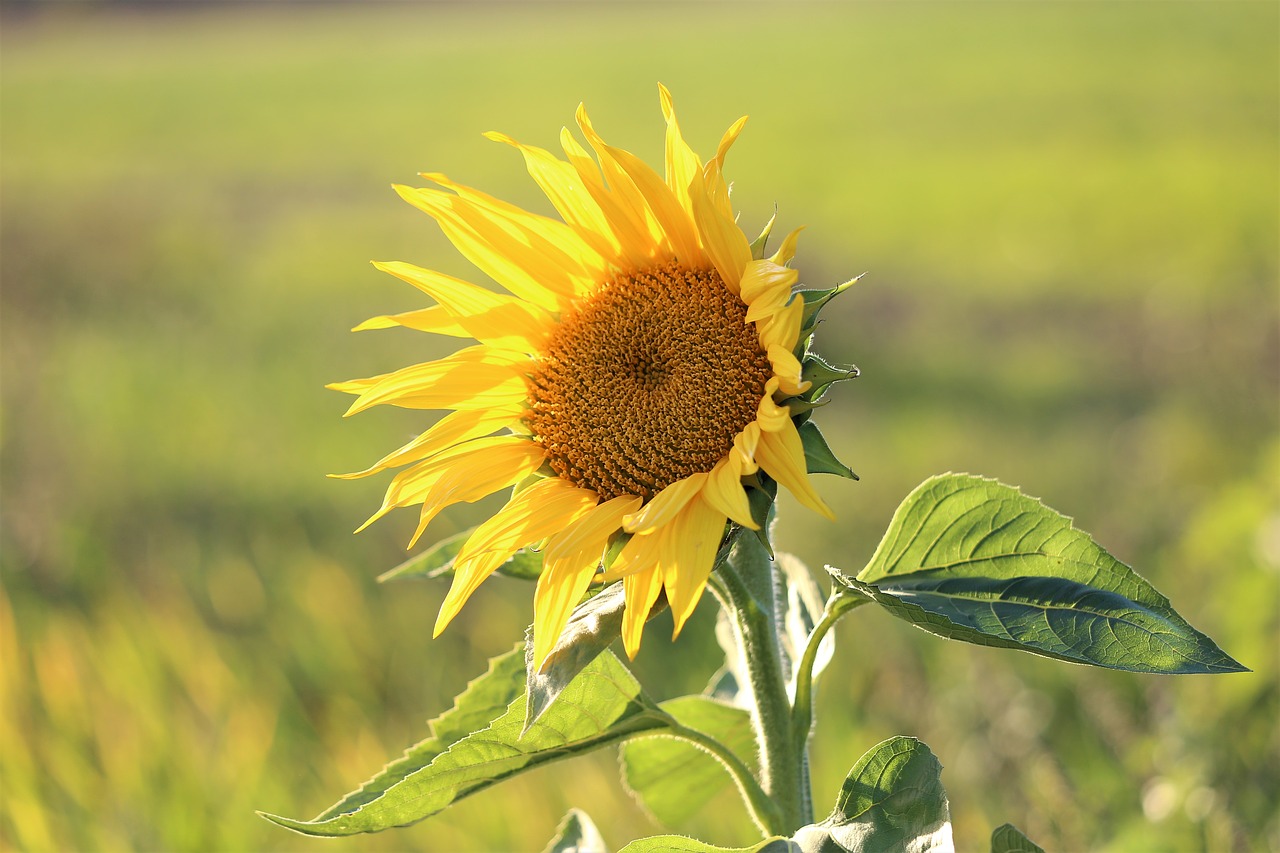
[2,2,1277,851]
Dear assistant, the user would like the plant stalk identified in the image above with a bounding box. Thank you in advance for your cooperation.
[654,723,785,836]
[790,594,867,759]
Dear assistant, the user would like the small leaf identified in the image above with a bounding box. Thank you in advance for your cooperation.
[621,696,758,827]
[836,473,1247,674]
[260,650,672,836]
[990,823,1044,853]
[798,421,857,481]
[791,736,953,853]
[379,528,543,583]
[524,582,669,731]
[542,808,608,853]
[620,837,796,853]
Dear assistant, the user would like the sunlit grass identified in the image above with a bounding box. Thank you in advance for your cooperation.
[2,3,1276,851]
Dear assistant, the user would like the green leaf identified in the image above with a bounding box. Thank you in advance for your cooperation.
[260,650,672,836]
[836,473,1247,674]
[302,643,526,822]
[541,808,608,853]
[620,837,796,853]
[990,823,1044,853]
[791,736,952,852]
[525,581,629,731]
[621,696,758,826]
[798,421,857,481]
[378,527,544,583]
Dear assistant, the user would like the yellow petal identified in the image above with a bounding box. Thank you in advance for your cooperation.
[623,472,709,535]
[733,423,761,475]
[340,345,530,416]
[533,495,640,671]
[757,297,803,352]
[662,496,725,637]
[575,104,668,261]
[755,377,792,433]
[768,344,811,396]
[394,184,577,312]
[622,562,664,660]
[435,477,598,637]
[702,454,758,530]
[771,226,805,266]
[484,130,623,263]
[756,419,835,521]
[331,406,524,480]
[712,115,749,172]
[690,161,751,293]
[352,306,470,336]
[658,85,705,246]
[372,261,552,352]
[559,127,656,270]
[741,258,799,324]
[532,549,600,673]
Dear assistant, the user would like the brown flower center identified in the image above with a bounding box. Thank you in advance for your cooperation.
[526,262,773,501]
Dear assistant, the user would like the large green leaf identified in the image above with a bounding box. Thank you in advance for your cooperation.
[378,527,543,583]
[836,474,1246,674]
[791,736,952,853]
[620,837,796,853]
[303,643,526,822]
[989,823,1044,853]
[621,696,758,826]
[260,650,672,836]
[541,809,608,853]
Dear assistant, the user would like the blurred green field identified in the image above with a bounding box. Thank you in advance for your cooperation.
[1,3,1277,851]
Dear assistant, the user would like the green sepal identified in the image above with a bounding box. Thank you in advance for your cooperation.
[620,837,795,853]
[745,479,778,557]
[991,823,1045,853]
[749,208,779,260]
[798,421,857,480]
[541,809,608,853]
[800,354,859,399]
[378,528,543,583]
[799,273,864,332]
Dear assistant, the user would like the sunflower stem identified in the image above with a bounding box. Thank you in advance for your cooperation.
[711,541,809,835]
[790,593,868,761]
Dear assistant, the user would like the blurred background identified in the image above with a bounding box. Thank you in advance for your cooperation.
[2,2,1276,851]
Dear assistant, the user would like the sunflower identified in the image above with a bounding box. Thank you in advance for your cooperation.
[331,86,837,670]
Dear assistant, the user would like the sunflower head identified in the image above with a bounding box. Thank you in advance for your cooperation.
[331,86,855,670]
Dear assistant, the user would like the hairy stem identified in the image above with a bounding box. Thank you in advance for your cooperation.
[710,559,808,833]
[791,594,868,759]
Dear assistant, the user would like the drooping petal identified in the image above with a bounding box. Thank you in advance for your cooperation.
[767,344,811,396]
[756,419,835,521]
[702,453,759,530]
[372,261,553,352]
[755,377,792,433]
[435,478,599,636]
[334,345,531,416]
[756,297,803,352]
[533,495,641,671]
[662,496,726,637]
[622,562,664,660]
[622,472,709,535]
[733,423,762,475]
[330,406,525,480]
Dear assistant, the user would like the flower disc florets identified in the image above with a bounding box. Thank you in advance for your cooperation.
[527,262,773,501]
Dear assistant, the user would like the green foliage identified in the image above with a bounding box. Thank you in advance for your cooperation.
[620,837,795,853]
[621,697,758,827]
[798,422,858,480]
[837,474,1246,674]
[792,737,951,852]
[262,650,673,836]
[542,809,608,853]
[989,823,1044,853]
